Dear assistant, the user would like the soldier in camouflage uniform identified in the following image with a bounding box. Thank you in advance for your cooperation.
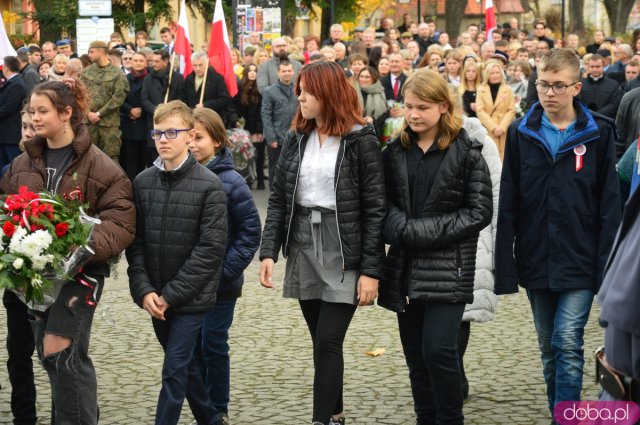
[80,40,129,161]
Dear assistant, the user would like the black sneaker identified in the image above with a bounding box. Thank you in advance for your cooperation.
[330,418,345,425]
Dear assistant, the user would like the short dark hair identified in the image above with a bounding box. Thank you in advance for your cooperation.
[277,59,292,70]
[29,45,42,54]
[153,48,170,61]
[160,27,171,34]
[107,49,123,58]
[535,20,546,29]
[3,56,20,72]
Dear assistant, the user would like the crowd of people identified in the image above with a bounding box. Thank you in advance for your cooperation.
[0,12,640,425]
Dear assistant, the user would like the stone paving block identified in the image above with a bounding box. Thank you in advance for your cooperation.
[0,189,608,424]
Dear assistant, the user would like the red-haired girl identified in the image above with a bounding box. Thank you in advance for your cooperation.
[259,61,386,425]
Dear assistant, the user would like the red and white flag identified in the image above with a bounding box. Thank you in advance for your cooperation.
[173,0,193,78]
[485,0,497,39]
[208,0,238,96]
[0,12,16,66]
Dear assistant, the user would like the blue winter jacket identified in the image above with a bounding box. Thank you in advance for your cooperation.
[206,148,261,300]
[495,100,622,294]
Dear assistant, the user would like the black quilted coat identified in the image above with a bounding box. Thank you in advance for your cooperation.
[378,129,493,312]
[259,126,386,280]
[127,154,228,313]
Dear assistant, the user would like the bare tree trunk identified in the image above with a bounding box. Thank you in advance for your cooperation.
[569,0,585,34]
[445,0,467,39]
[603,0,636,33]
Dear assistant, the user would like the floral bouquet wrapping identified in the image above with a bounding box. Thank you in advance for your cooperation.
[0,186,100,311]
[227,128,256,183]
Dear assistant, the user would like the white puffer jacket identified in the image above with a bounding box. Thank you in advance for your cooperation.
[462,116,501,322]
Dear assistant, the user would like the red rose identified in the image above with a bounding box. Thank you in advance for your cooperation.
[3,221,15,238]
[55,222,69,237]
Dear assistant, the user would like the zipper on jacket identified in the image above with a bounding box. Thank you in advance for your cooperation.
[283,134,302,258]
[334,140,347,270]
[159,183,170,283]
[456,244,462,280]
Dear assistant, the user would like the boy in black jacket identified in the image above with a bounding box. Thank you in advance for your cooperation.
[495,49,621,421]
[127,100,227,425]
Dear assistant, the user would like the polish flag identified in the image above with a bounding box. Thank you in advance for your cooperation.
[173,0,193,78]
[0,12,16,66]
[485,0,497,39]
[208,0,238,96]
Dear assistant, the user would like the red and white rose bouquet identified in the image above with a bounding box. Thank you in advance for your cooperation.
[0,186,100,310]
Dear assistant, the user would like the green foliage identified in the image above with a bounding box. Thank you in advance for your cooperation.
[27,0,79,41]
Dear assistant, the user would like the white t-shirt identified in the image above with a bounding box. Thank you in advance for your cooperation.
[295,130,340,210]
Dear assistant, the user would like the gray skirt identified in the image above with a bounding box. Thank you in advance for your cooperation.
[284,206,359,305]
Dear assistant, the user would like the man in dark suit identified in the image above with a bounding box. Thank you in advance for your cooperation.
[579,54,622,119]
[183,51,230,123]
[0,56,26,170]
[381,52,408,120]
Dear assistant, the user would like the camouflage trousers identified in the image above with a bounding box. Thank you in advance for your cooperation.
[88,125,122,162]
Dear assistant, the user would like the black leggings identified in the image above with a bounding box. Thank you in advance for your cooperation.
[299,299,357,425]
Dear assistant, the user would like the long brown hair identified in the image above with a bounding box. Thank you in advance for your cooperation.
[400,68,462,150]
[240,64,260,106]
[292,61,365,136]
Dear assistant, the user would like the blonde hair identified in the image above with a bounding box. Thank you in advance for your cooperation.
[482,60,505,84]
[538,48,581,81]
[53,54,68,65]
[459,60,482,93]
[400,68,463,150]
[153,100,194,128]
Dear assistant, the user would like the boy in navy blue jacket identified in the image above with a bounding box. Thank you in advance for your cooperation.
[495,49,621,420]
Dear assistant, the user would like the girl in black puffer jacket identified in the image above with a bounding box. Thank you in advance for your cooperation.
[379,68,492,425]
[259,61,386,425]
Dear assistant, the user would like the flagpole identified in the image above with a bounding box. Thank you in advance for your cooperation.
[199,60,209,106]
[165,52,176,103]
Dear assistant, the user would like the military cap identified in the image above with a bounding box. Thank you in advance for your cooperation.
[89,40,108,50]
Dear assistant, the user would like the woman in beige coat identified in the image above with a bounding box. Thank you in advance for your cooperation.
[476,60,516,159]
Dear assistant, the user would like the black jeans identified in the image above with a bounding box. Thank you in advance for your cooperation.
[3,290,37,425]
[253,142,265,188]
[299,300,357,425]
[398,300,465,425]
[119,138,147,181]
[33,274,104,425]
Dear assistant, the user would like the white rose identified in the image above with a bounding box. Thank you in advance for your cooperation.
[12,258,24,270]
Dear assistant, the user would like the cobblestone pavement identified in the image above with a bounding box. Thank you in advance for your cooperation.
[0,189,603,424]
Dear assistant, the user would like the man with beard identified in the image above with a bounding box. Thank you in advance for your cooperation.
[257,37,301,92]
[140,48,184,164]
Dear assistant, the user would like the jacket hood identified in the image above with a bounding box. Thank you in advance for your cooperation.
[463,116,490,145]
[518,98,601,154]
[206,148,235,174]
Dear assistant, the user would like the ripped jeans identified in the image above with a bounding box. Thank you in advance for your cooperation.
[31,273,103,425]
